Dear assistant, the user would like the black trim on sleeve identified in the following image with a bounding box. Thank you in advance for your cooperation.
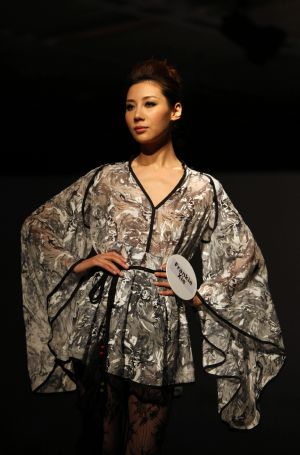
[196,314,286,430]
[195,292,286,354]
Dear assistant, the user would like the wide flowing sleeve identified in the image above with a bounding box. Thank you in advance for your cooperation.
[195,175,286,429]
[21,165,104,393]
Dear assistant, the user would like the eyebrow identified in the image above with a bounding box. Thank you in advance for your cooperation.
[126,96,160,102]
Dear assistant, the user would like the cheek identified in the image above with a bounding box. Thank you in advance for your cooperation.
[124,112,131,126]
[152,111,170,128]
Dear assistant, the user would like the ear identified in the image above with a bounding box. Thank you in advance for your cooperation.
[170,102,182,122]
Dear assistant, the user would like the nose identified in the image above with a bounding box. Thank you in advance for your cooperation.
[133,105,144,121]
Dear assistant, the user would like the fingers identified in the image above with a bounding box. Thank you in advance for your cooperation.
[152,268,175,295]
[93,251,129,277]
[100,259,125,276]
[153,264,173,296]
[154,271,166,277]
[106,251,129,269]
[156,288,175,296]
[153,279,169,287]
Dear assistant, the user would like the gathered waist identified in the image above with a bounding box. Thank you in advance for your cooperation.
[88,261,164,305]
[124,249,165,271]
[96,242,166,272]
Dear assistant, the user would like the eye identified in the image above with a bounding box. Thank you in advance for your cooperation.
[145,101,156,107]
[125,103,134,111]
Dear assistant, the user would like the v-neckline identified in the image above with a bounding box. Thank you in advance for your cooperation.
[128,157,187,210]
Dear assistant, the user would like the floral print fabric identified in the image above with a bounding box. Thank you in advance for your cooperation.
[21,159,285,429]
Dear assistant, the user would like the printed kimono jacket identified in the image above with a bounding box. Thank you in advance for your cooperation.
[21,159,285,430]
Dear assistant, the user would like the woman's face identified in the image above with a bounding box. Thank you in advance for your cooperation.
[125,80,181,144]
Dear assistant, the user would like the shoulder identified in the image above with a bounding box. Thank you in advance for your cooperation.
[186,165,223,195]
[185,165,232,213]
[82,160,128,185]
[101,160,128,176]
[92,160,127,176]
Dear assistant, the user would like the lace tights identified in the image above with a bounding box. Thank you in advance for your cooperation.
[102,373,174,454]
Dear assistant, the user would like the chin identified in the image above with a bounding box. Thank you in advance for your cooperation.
[132,135,154,144]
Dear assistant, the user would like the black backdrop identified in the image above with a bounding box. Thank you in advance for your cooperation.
[1,0,299,175]
[1,1,299,453]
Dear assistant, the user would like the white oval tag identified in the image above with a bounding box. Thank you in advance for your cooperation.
[166,254,197,300]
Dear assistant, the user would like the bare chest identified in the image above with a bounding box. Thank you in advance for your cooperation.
[131,165,185,208]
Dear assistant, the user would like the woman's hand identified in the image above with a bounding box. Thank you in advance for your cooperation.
[153,263,202,308]
[153,264,175,296]
[73,251,129,277]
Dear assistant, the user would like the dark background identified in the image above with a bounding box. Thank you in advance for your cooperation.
[1,1,299,454]
[1,0,300,174]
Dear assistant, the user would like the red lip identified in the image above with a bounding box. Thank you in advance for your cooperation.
[134,126,148,132]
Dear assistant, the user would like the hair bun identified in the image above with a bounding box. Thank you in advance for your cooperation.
[126,57,183,106]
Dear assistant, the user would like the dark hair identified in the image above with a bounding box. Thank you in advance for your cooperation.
[126,57,183,108]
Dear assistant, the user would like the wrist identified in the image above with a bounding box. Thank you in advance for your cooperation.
[192,293,202,308]
[73,259,88,275]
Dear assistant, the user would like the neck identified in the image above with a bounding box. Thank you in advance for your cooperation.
[135,136,181,169]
